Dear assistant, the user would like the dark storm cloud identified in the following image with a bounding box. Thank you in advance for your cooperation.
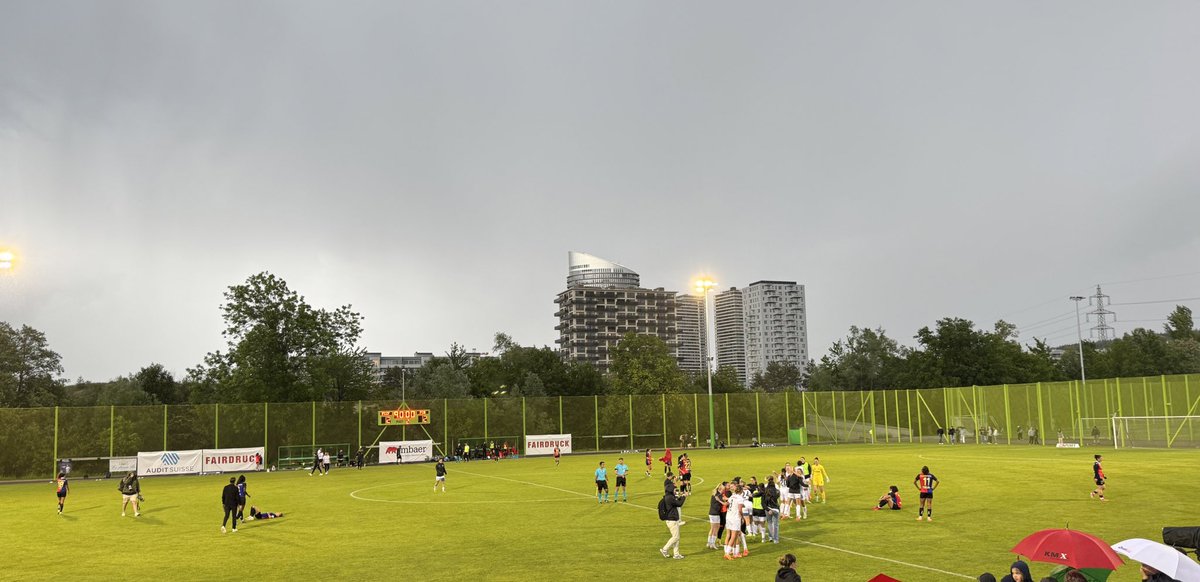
[2,1,1198,380]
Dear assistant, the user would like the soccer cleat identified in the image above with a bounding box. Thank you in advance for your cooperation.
[740,550,749,558]
[916,516,923,521]
[724,554,736,561]
[926,517,932,522]
[221,526,226,533]
[135,513,141,517]
[232,528,237,532]
[660,549,670,558]
[673,554,685,559]
[1090,491,1095,498]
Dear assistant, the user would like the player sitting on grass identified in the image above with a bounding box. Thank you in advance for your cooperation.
[874,486,901,510]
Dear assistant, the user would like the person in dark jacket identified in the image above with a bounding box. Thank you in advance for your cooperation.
[221,477,239,533]
[776,553,802,582]
[977,574,998,582]
[118,472,141,517]
[658,481,688,559]
[1000,560,1033,582]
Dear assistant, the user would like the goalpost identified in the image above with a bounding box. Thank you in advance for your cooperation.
[1083,416,1200,449]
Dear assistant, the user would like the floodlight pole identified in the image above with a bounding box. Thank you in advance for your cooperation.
[1070,296,1087,384]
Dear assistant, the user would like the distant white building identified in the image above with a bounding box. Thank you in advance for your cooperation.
[714,287,747,385]
[675,293,709,375]
[742,281,808,384]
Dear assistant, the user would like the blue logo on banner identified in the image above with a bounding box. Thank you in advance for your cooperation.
[161,452,180,465]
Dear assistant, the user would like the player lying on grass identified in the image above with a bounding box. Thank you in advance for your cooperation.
[247,507,284,520]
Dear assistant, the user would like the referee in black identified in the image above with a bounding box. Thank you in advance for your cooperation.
[221,477,239,533]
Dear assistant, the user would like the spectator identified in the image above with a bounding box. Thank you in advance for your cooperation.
[221,477,239,533]
[1063,571,1088,582]
[978,574,997,582]
[776,553,802,582]
[1000,560,1033,582]
[1140,564,1178,582]
[118,472,141,517]
[657,478,687,559]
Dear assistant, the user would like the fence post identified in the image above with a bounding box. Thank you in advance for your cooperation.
[484,397,489,442]
[444,399,448,454]
[522,397,527,453]
[215,403,220,449]
[785,391,791,434]
[1162,375,1171,447]
[1143,377,1151,440]
[802,392,808,439]
[906,390,913,443]
[971,386,979,444]
[661,394,667,450]
[53,406,59,478]
[881,391,889,443]
[594,395,599,451]
[1003,385,1011,445]
[831,392,838,444]
[755,392,761,445]
[1186,376,1193,441]
[693,393,699,443]
[916,391,924,443]
[357,400,362,453]
[1036,383,1046,446]
[163,404,168,450]
[311,401,316,448]
[264,402,268,463]
[109,405,115,457]
[628,394,634,450]
[894,390,901,443]
[559,396,563,434]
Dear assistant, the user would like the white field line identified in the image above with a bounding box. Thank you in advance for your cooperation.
[451,468,973,579]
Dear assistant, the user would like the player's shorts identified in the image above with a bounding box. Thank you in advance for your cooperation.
[56,492,67,498]
[616,476,627,487]
[708,514,721,524]
[787,491,801,501]
[725,514,741,531]
[122,494,138,503]
[919,492,933,499]
[681,473,691,482]
[1094,478,1105,486]
[800,489,811,502]
[752,508,766,519]
[596,480,608,491]
[436,475,446,481]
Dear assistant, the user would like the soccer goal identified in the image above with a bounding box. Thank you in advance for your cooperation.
[1091,416,1200,449]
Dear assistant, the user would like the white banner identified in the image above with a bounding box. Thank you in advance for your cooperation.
[109,457,137,473]
[379,440,434,464]
[525,434,572,456]
[203,447,265,473]
[137,450,203,476]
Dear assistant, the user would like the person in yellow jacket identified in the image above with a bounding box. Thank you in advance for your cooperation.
[810,457,831,503]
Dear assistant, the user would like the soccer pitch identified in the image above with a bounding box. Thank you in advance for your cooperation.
[3,444,1195,581]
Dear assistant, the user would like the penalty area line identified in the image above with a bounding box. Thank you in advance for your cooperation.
[452,468,972,579]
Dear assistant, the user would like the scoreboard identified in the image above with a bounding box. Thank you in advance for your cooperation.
[378,407,431,426]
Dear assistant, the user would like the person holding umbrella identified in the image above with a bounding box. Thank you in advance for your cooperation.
[1112,538,1200,582]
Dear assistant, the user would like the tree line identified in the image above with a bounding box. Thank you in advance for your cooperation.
[2,272,1198,408]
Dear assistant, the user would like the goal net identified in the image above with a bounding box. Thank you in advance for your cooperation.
[1085,416,1200,449]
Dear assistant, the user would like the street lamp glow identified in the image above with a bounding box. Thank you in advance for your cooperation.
[0,249,14,271]
[693,276,718,449]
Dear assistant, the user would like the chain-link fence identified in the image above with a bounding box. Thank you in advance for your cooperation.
[5,373,1197,479]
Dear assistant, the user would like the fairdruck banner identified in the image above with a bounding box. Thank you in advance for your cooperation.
[203,447,265,473]
[525,434,572,456]
[378,440,434,463]
[137,450,203,476]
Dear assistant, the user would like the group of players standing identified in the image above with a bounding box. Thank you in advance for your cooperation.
[705,457,829,560]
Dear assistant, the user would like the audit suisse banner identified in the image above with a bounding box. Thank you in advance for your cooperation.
[379,440,435,463]
[203,447,265,473]
[137,450,203,476]
[525,434,572,456]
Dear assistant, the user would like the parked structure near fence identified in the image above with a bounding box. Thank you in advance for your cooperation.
[1,373,1196,480]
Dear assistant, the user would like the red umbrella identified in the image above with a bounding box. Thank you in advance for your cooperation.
[1012,529,1124,570]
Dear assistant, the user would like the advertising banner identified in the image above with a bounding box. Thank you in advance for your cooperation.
[137,450,203,476]
[203,447,265,473]
[378,440,434,463]
[525,434,572,456]
[109,457,137,473]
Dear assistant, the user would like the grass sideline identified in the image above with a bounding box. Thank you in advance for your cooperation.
[2,444,1196,581]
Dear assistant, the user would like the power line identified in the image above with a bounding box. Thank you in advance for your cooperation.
[1015,310,1075,330]
[1110,296,1200,306]
[1100,270,1200,286]
[1018,312,1078,332]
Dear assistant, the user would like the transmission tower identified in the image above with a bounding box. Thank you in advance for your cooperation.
[1088,285,1115,343]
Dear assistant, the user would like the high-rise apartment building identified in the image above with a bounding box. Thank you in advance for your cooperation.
[742,280,808,384]
[555,252,678,374]
[675,293,709,375]
[714,287,747,385]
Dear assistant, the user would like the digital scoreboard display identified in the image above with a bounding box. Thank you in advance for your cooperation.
[378,408,431,426]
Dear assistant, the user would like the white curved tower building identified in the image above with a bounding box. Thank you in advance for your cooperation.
[567,251,640,289]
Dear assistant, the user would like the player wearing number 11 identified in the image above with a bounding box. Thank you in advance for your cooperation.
[914,466,938,522]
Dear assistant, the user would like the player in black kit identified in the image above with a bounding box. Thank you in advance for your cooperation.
[434,457,447,493]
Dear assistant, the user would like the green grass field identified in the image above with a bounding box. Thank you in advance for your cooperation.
[2,444,1196,581]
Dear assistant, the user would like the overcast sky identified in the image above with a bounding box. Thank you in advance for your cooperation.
[2,1,1199,382]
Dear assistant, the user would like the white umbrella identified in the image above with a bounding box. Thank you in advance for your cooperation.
[1111,538,1200,582]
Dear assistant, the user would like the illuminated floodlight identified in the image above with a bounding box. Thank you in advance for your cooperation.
[0,249,14,271]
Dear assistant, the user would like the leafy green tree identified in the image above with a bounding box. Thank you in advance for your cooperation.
[0,322,64,407]
[187,272,373,403]
[135,363,179,404]
[750,361,803,392]
[564,361,606,396]
[410,364,471,399]
[1165,305,1198,341]
[689,366,744,393]
[809,326,906,391]
[65,376,155,406]
[608,334,686,394]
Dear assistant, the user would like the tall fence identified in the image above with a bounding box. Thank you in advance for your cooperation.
[1,373,1197,480]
